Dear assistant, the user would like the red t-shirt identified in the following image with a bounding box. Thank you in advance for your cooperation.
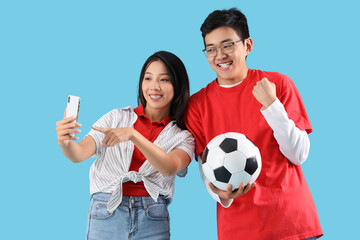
[122,104,172,196]
[184,69,323,240]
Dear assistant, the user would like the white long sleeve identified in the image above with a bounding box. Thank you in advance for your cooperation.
[261,99,310,165]
[197,155,233,208]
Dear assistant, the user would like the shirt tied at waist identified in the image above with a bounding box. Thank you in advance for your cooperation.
[106,171,161,213]
[123,171,142,183]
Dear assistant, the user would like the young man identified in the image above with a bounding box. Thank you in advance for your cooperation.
[184,8,323,240]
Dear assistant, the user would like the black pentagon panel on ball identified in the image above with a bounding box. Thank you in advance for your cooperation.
[214,166,232,183]
[202,147,209,164]
[219,138,238,153]
[244,157,258,175]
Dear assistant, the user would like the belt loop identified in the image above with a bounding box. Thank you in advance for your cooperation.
[129,196,133,209]
[141,197,147,210]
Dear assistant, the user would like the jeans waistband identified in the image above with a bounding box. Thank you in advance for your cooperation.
[91,192,168,209]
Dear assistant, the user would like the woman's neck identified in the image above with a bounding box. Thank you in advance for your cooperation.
[144,107,170,122]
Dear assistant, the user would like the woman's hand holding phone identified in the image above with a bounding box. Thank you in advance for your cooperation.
[56,111,82,147]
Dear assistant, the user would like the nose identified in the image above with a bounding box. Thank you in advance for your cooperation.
[216,48,227,60]
[150,80,160,90]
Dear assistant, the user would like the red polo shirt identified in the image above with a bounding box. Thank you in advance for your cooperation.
[122,104,172,196]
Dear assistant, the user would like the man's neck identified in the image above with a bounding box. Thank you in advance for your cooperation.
[217,68,249,86]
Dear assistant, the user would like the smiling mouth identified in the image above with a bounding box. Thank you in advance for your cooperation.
[149,94,162,99]
[217,62,233,68]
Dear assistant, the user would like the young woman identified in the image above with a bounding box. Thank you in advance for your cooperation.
[56,51,194,240]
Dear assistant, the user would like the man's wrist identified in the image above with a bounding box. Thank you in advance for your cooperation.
[262,97,277,109]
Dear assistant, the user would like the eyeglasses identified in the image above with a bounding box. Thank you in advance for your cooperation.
[202,40,243,58]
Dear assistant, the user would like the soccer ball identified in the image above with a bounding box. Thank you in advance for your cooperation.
[201,132,262,191]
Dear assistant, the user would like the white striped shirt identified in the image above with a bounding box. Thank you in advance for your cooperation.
[86,106,195,213]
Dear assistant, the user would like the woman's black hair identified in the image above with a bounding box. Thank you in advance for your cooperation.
[137,51,190,130]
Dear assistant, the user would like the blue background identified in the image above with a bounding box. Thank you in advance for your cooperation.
[1,0,359,239]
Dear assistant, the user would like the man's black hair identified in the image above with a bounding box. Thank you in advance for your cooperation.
[200,8,250,44]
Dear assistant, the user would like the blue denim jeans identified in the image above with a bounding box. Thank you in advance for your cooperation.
[86,192,170,240]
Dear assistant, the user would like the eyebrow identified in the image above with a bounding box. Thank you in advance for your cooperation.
[205,38,233,47]
[145,72,169,76]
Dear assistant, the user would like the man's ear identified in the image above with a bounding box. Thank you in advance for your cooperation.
[245,37,253,56]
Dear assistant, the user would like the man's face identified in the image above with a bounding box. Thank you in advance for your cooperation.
[204,26,252,85]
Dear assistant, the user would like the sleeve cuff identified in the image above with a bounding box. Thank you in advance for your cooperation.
[260,98,282,116]
[86,130,104,158]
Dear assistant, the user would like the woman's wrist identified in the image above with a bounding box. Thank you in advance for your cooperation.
[129,128,140,142]
[58,139,70,148]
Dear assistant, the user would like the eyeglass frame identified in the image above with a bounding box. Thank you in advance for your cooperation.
[202,40,243,58]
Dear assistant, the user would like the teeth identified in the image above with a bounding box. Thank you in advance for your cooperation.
[218,62,231,68]
[150,95,162,99]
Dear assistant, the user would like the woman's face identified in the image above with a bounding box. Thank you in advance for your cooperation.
[142,60,174,118]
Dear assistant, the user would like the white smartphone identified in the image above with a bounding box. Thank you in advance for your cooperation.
[65,95,80,137]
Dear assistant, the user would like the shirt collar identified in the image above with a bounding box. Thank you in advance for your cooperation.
[134,104,172,126]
